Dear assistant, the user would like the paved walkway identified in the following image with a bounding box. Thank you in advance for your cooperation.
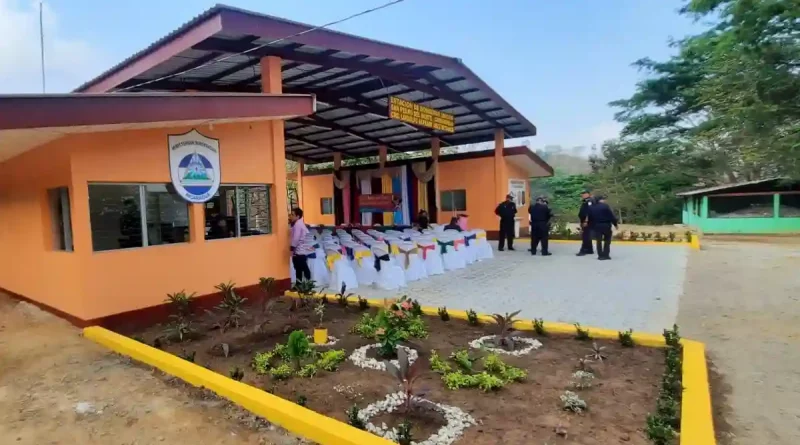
[356,241,688,333]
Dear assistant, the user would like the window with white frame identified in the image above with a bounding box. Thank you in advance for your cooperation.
[320,197,334,215]
[88,184,190,251]
[47,187,73,251]
[204,185,271,240]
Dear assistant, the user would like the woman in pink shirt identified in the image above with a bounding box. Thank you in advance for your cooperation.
[289,208,311,281]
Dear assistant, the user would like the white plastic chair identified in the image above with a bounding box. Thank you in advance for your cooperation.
[371,245,406,290]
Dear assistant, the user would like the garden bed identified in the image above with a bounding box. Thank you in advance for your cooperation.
[131,292,671,445]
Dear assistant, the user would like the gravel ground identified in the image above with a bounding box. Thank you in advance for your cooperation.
[356,240,688,333]
[678,238,800,445]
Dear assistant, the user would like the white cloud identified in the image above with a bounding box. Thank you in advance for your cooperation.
[0,0,106,93]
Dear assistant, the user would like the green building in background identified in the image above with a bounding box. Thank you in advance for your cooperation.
[678,178,800,234]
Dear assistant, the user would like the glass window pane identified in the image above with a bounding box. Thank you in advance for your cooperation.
[205,185,237,240]
[453,190,467,211]
[321,197,333,215]
[708,195,774,218]
[145,184,190,246]
[238,185,271,236]
[89,184,143,251]
[779,194,800,217]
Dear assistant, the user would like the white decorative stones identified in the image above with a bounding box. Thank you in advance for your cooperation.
[468,335,543,356]
[348,344,418,371]
[360,391,476,445]
[308,335,340,347]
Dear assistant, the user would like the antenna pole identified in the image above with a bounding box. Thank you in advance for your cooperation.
[39,1,46,93]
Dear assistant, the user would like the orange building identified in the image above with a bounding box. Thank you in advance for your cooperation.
[0,5,543,328]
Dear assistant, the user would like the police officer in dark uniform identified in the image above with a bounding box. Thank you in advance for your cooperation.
[576,189,596,256]
[495,194,517,251]
[529,196,553,256]
[587,196,619,260]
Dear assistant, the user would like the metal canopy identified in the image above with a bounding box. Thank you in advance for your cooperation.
[75,4,537,163]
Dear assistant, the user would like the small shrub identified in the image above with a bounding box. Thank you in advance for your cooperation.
[396,419,413,445]
[629,231,639,241]
[296,395,308,407]
[574,323,591,341]
[656,394,680,429]
[214,281,247,331]
[533,318,547,336]
[450,349,476,373]
[269,363,293,380]
[474,372,505,392]
[179,350,196,363]
[571,370,595,389]
[316,349,347,371]
[375,326,404,358]
[346,405,366,430]
[410,299,423,316]
[314,301,326,328]
[293,278,318,308]
[273,343,291,361]
[258,277,276,313]
[438,306,450,321]
[466,309,479,326]
[442,371,477,390]
[684,231,693,242]
[229,367,244,381]
[351,313,379,338]
[499,365,527,383]
[576,358,594,372]
[586,341,608,362]
[336,283,354,307]
[618,329,635,347]
[357,296,369,311]
[663,324,681,348]
[164,318,193,342]
[252,351,275,374]
[482,353,505,374]
[165,290,194,318]
[668,232,676,242]
[406,316,428,338]
[287,330,312,370]
[646,414,675,445]
[297,363,318,378]
[430,350,452,374]
[560,390,587,413]
[487,310,525,351]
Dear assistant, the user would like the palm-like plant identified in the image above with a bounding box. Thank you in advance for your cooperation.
[336,283,355,307]
[384,347,427,414]
[258,277,276,314]
[489,310,524,350]
[215,281,247,330]
[586,341,608,362]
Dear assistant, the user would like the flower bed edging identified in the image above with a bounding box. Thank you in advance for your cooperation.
[360,391,476,445]
[468,335,543,356]
[82,326,395,445]
[284,291,717,444]
[349,344,419,371]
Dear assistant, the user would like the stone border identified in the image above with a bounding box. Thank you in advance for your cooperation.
[284,291,716,445]
[468,335,543,356]
[349,344,418,371]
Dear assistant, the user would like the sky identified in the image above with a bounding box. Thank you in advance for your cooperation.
[0,0,702,151]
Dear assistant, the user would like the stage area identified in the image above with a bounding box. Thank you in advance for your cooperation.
[355,241,688,333]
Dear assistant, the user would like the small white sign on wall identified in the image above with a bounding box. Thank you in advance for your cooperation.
[508,179,527,207]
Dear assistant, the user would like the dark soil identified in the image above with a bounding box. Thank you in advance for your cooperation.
[135,302,664,445]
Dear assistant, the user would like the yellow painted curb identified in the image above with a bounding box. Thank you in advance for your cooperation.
[83,326,394,445]
[547,239,692,246]
[286,291,716,443]
[690,233,701,250]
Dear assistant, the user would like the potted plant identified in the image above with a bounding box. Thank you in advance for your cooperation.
[313,301,327,345]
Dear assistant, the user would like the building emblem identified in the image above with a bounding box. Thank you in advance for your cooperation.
[168,129,221,203]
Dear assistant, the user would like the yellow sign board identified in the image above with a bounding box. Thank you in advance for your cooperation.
[389,96,455,133]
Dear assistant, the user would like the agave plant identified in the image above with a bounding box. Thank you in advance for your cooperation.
[384,347,427,414]
[488,310,524,350]
[586,341,608,362]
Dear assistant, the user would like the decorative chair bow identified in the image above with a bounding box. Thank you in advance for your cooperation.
[353,249,371,266]
[397,245,419,269]
[326,252,343,270]
[437,240,454,255]
[453,239,465,251]
[464,233,477,247]
[419,244,436,260]
[373,253,391,271]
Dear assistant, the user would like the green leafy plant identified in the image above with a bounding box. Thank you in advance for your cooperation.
[316,349,346,371]
[269,363,293,380]
[488,310,524,351]
[396,419,413,445]
[410,299,423,316]
[376,326,405,359]
[252,351,275,374]
[560,390,587,413]
[663,324,681,348]
[618,329,635,347]
[297,363,318,378]
[668,232,676,242]
[586,341,608,361]
[273,343,291,361]
[384,347,427,413]
[438,306,450,321]
[533,318,547,336]
[163,318,193,342]
[292,278,318,309]
[229,366,244,381]
[214,281,247,331]
[296,395,308,407]
[653,231,663,242]
[286,330,312,370]
[336,283,354,307]
[442,371,477,390]
[405,316,428,338]
[645,414,675,445]
[499,365,527,383]
[450,349,477,373]
[571,370,595,389]
[474,372,505,392]
[346,405,366,430]
[357,296,369,311]
[351,313,379,338]
[165,290,194,318]
[483,353,527,383]
[629,231,639,241]
[179,350,196,363]
[466,309,479,326]
[684,231,692,243]
[574,323,591,341]
[429,350,452,374]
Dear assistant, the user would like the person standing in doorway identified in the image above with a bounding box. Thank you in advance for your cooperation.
[529,196,553,256]
[588,196,619,260]
[495,193,517,251]
[576,189,596,256]
[289,207,311,280]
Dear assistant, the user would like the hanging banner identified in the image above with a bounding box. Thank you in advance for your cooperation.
[358,194,402,213]
[168,129,221,203]
[389,96,455,133]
